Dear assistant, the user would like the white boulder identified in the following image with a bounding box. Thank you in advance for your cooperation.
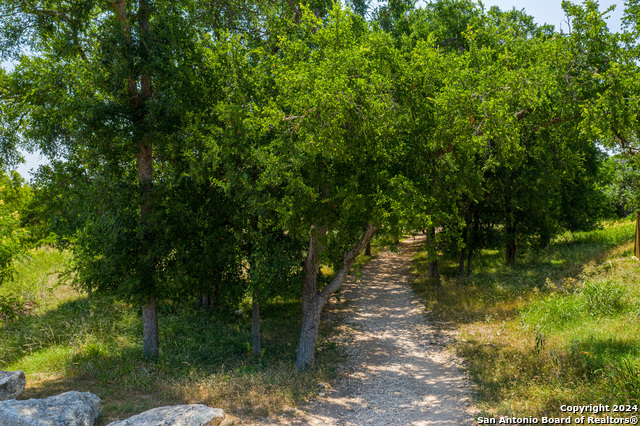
[0,390,101,426]
[107,404,224,426]
[0,371,26,401]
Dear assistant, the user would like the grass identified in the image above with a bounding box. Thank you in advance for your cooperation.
[0,247,354,424]
[411,217,640,419]
[10,224,633,423]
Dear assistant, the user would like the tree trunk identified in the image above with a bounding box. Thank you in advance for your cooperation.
[114,0,158,358]
[296,224,326,371]
[212,281,220,310]
[427,261,439,278]
[426,226,439,278]
[142,297,159,358]
[458,225,468,278]
[365,241,371,256]
[136,0,157,359]
[297,297,323,371]
[296,223,377,371]
[137,139,157,358]
[252,290,261,357]
[467,210,479,276]
[505,225,517,267]
[252,300,261,356]
[196,292,211,309]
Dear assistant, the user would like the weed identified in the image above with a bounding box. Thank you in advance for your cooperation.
[605,358,640,404]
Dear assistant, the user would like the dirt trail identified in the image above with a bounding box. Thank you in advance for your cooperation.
[260,235,475,425]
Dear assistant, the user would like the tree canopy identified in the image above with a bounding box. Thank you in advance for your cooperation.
[0,0,635,369]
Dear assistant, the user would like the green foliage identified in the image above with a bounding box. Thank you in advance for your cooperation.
[0,170,31,213]
[606,358,640,403]
[0,294,22,320]
[21,161,90,247]
[0,0,263,310]
[600,154,640,217]
[254,4,411,270]
[0,174,28,284]
[581,278,626,316]
[0,0,634,369]
[522,279,626,332]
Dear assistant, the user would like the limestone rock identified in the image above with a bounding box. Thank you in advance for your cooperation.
[107,404,224,426]
[0,371,26,400]
[0,391,101,426]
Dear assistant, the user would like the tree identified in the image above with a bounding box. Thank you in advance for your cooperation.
[258,5,413,370]
[394,0,609,270]
[563,0,640,258]
[0,170,31,217]
[0,0,224,358]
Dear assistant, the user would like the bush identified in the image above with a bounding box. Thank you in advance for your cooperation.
[0,294,23,320]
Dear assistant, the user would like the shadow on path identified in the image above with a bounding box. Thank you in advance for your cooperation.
[260,235,475,426]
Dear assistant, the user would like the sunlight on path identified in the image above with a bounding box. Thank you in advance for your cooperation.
[260,235,475,426]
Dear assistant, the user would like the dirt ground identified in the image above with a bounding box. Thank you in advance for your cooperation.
[255,235,476,425]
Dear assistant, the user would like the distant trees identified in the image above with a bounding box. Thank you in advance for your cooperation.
[560,0,640,257]
[390,0,614,269]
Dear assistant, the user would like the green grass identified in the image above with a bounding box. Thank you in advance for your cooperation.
[411,218,640,419]
[0,247,348,424]
[0,247,74,319]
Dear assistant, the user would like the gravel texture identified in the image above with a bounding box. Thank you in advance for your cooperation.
[260,235,475,425]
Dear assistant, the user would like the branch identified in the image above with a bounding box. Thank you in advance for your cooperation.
[24,0,71,22]
[302,224,327,297]
[285,0,302,24]
[610,126,629,145]
[514,107,533,121]
[473,116,487,136]
[111,0,132,40]
[532,114,579,131]
[610,126,640,154]
[319,223,377,305]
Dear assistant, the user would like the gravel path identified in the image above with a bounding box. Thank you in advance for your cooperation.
[261,234,475,425]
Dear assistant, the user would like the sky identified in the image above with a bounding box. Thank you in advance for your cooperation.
[2,0,629,180]
[478,0,625,32]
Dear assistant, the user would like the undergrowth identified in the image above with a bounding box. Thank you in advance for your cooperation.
[0,242,369,423]
[411,217,640,419]
[0,234,394,423]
